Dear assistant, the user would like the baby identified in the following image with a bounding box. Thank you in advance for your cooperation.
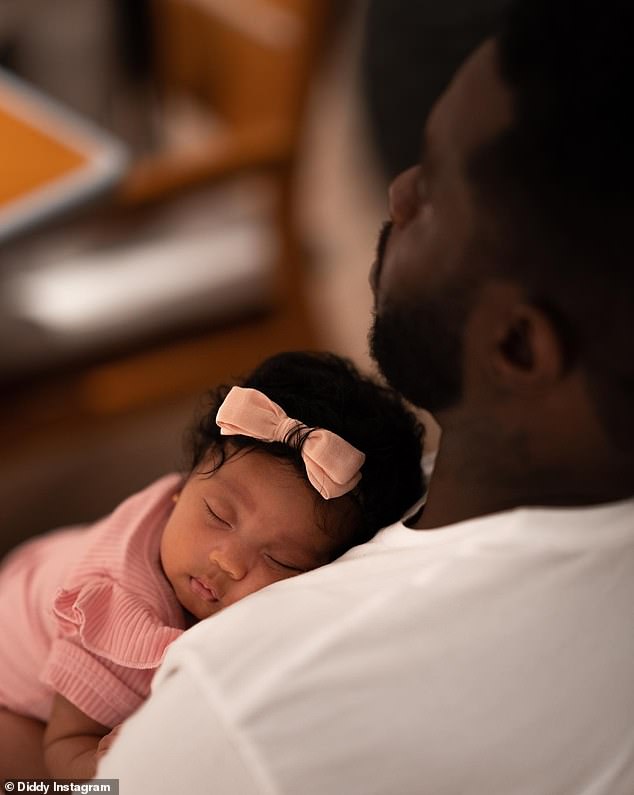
[0,351,424,779]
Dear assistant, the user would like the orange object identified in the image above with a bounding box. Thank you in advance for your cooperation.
[0,69,126,241]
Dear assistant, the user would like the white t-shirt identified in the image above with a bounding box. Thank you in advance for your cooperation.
[100,500,634,794]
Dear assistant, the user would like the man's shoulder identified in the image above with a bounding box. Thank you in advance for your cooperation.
[162,497,634,675]
[145,500,634,794]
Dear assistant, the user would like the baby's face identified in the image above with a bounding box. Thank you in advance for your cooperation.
[160,448,349,621]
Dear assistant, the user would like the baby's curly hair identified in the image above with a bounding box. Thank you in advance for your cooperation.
[188,351,424,552]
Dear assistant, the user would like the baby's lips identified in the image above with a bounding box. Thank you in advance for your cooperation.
[190,576,220,602]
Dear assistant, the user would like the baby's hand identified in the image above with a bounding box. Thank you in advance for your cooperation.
[96,723,123,764]
[45,694,116,779]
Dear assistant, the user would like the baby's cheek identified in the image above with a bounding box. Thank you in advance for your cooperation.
[232,568,294,604]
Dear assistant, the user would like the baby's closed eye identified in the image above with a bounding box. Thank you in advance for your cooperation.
[203,499,231,527]
[263,553,307,574]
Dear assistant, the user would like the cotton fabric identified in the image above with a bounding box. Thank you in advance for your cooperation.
[0,475,185,727]
[101,499,634,793]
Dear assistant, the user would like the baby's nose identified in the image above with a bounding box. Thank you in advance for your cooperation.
[209,548,248,581]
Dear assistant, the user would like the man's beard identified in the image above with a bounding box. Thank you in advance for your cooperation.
[369,294,466,415]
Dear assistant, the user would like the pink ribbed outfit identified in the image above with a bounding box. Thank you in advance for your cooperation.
[0,474,186,728]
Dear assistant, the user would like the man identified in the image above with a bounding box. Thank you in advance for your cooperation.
[100,1,634,791]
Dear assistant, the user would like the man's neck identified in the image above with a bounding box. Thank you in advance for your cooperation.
[412,428,634,531]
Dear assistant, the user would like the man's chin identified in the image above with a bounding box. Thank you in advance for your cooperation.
[369,317,420,405]
[369,308,463,414]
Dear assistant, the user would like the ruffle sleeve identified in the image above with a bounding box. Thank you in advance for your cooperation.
[40,577,184,727]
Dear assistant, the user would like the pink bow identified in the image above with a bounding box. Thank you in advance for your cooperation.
[216,386,365,499]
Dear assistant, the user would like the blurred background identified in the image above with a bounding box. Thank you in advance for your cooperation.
[0,0,507,555]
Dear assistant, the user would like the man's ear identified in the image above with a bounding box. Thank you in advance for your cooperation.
[493,302,565,389]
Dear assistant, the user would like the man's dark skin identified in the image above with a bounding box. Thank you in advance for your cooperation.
[371,40,634,530]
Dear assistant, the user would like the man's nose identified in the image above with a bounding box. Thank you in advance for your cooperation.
[209,544,248,581]
[388,165,420,226]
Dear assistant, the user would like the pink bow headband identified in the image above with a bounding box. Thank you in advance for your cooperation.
[215,386,365,499]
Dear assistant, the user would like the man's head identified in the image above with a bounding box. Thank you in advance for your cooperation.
[370,0,634,457]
